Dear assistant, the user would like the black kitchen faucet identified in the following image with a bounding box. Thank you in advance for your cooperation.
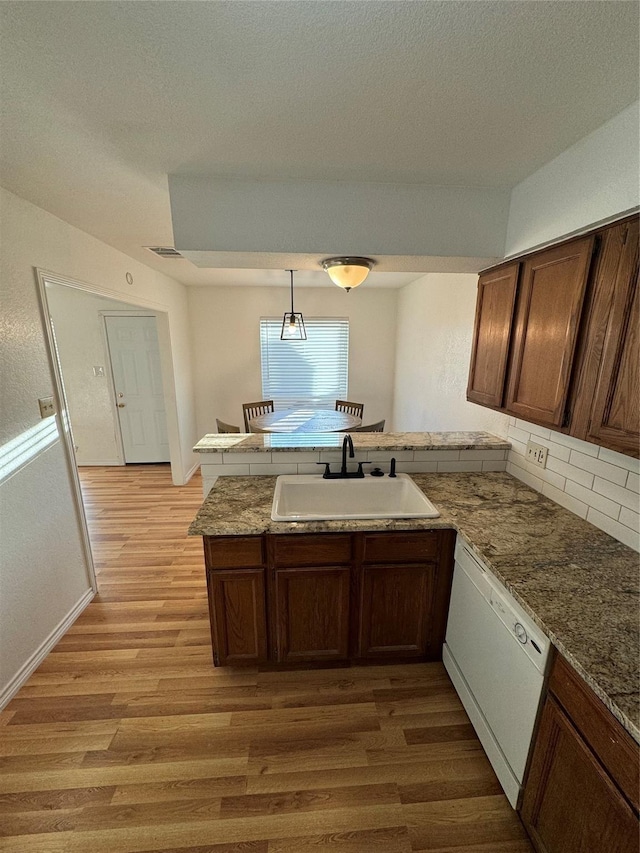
[317,434,370,479]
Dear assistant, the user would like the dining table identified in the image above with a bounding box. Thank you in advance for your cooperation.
[249,407,361,433]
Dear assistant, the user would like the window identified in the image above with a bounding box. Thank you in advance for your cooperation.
[260,317,349,408]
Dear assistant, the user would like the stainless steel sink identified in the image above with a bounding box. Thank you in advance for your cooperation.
[271,474,440,521]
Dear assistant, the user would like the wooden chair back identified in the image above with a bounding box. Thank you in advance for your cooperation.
[353,419,385,432]
[335,399,364,419]
[242,400,274,432]
[216,419,241,434]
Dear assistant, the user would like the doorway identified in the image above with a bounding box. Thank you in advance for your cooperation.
[36,269,192,591]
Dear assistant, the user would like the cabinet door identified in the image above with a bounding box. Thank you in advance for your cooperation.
[504,236,594,427]
[587,220,639,456]
[467,262,520,407]
[521,696,638,853]
[208,569,268,665]
[358,563,434,659]
[273,566,350,663]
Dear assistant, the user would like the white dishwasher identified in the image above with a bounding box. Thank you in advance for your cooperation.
[443,537,550,809]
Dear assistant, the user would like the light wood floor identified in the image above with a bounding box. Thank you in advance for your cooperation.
[0,464,533,853]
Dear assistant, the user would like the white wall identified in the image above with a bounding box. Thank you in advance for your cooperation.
[171,175,510,264]
[505,101,639,256]
[45,287,136,466]
[187,286,397,436]
[0,186,197,707]
[392,273,509,437]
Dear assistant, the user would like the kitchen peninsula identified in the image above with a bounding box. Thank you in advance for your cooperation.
[190,437,640,849]
[189,468,638,742]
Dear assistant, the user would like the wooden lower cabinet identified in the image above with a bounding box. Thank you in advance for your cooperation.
[273,565,350,663]
[358,563,432,658]
[521,655,639,853]
[207,568,268,665]
[203,530,455,667]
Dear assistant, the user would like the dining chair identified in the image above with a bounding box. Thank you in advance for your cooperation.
[216,418,241,434]
[242,400,274,432]
[353,419,385,432]
[335,399,364,420]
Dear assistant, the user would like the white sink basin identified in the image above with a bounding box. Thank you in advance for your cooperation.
[271,474,440,521]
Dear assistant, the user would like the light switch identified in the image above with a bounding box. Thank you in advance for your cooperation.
[93,366,105,377]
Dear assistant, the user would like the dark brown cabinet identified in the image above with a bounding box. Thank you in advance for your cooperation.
[571,219,639,455]
[357,531,454,660]
[521,655,639,853]
[204,536,268,666]
[203,530,455,667]
[504,236,594,427]
[273,565,351,663]
[467,262,520,408]
[207,569,268,665]
[358,563,432,658]
[467,215,639,457]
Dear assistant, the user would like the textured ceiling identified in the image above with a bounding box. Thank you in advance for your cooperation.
[0,1,637,285]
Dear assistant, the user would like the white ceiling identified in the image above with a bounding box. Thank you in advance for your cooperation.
[0,1,637,286]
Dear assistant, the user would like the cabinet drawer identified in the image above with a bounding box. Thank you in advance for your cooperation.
[362,532,439,564]
[272,534,352,566]
[205,536,265,569]
[549,654,639,811]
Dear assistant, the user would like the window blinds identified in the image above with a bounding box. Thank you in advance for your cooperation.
[260,317,349,409]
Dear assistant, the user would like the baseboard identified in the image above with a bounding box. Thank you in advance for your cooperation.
[183,461,200,484]
[77,460,123,467]
[0,588,95,710]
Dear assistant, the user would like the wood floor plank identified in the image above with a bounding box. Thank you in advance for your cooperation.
[267,825,413,852]
[0,465,532,852]
[219,781,400,819]
[403,796,530,851]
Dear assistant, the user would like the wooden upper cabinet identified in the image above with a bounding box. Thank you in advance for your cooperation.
[468,216,639,457]
[586,220,639,456]
[504,236,595,427]
[467,262,520,407]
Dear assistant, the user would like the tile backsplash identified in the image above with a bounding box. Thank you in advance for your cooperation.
[506,418,639,552]
[200,447,508,498]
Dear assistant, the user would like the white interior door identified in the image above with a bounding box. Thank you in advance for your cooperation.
[105,316,170,463]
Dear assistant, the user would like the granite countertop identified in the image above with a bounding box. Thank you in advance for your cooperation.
[194,430,511,453]
[189,472,640,743]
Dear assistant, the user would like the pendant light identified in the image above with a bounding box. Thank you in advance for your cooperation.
[280,269,307,340]
[322,257,374,292]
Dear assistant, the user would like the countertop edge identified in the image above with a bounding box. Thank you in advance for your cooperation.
[194,430,512,453]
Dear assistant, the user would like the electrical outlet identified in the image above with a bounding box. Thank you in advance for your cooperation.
[38,396,56,418]
[526,440,548,469]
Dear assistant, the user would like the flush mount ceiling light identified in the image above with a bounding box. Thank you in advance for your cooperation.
[280,269,307,341]
[321,257,375,292]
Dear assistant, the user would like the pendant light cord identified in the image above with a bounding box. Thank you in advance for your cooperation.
[289,269,295,316]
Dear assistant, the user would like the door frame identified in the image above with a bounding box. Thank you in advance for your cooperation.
[36,268,184,479]
[100,310,167,466]
[35,268,190,588]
